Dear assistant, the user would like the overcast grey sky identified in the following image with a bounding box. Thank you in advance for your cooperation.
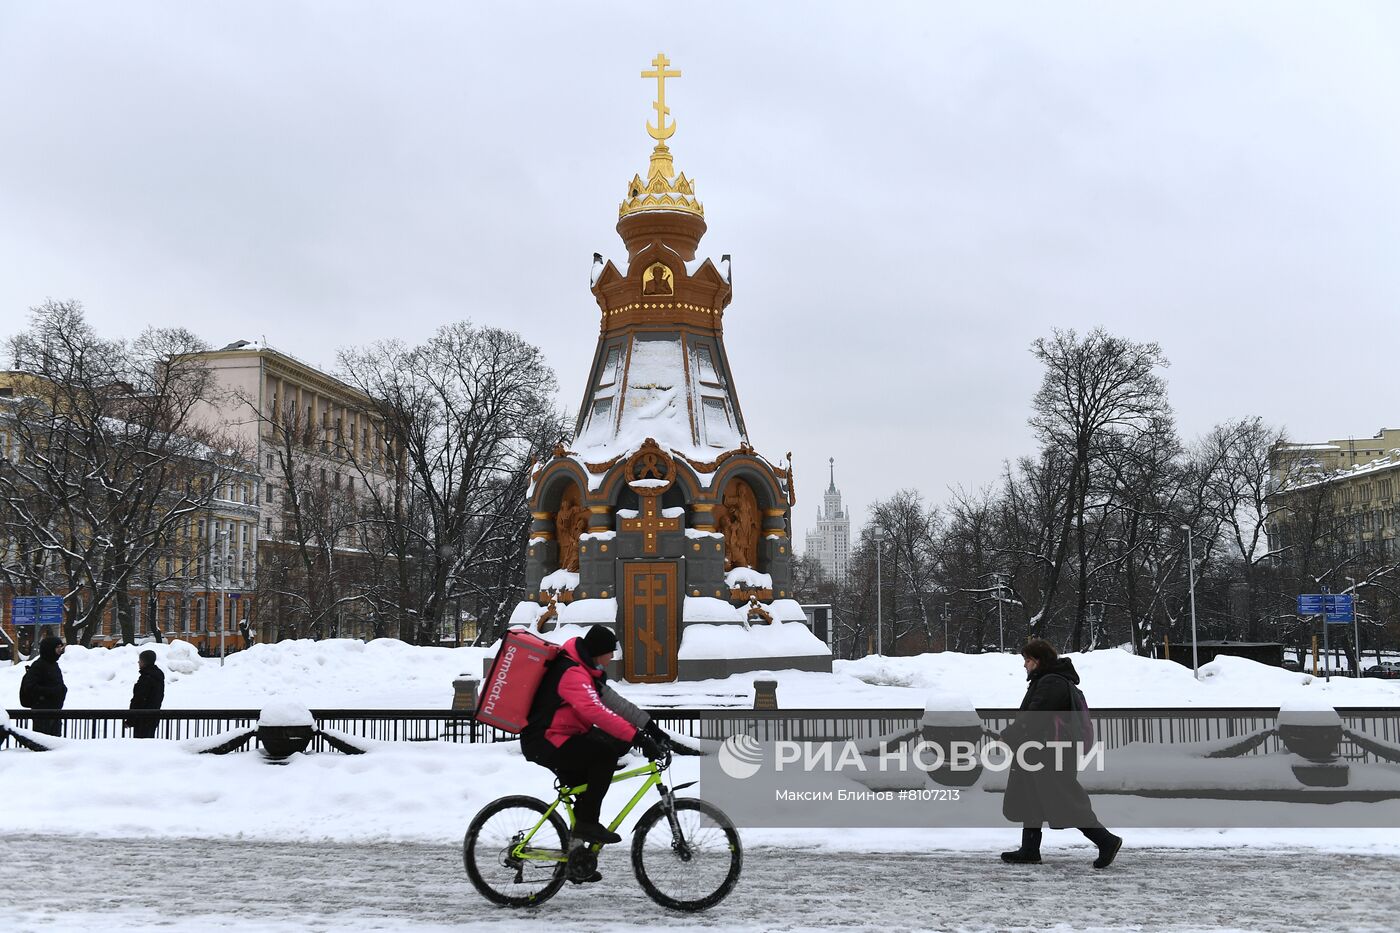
[3,2,1398,544]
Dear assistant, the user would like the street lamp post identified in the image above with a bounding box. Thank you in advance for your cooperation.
[941,602,951,653]
[1180,525,1200,679]
[216,528,229,667]
[994,573,1006,653]
[1346,576,1360,678]
[872,528,885,656]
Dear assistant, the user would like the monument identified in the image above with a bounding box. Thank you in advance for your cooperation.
[511,55,830,683]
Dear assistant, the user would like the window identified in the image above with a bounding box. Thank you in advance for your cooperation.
[702,397,732,447]
[333,472,340,489]
[599,346,621,386]
[266,483,275,503]
[590,397,613,427]
[266,518,273,535]
[693,346,721,385]
[347,476,355,496]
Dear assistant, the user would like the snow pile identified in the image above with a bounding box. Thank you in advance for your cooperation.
[506,601,545,629]
[837,648,1400,708]
[0,638,497,710]
[678,620,831,661]
[683,596,741,622]
[162,639,202,674]
[538,569,579,591]
[556,598,618,624]
[4,638,1395,714]
[680,596,806,625]
[257,701,314,728]
[725,567,773,589]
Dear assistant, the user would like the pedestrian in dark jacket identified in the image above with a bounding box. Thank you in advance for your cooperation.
[19,635,68,737]
[125,649,166,739]
[1000,638,1123,868]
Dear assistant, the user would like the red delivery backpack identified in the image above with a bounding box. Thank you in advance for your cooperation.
[476,628,561,734]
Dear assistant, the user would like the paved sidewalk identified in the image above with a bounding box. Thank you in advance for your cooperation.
[2,834,1397,931]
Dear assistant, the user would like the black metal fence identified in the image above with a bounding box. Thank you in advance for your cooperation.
[5,707,1400,762]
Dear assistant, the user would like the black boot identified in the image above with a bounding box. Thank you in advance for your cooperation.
[572,822,622,846]
[1081,827,1122,868]
[1000,827,1042,864]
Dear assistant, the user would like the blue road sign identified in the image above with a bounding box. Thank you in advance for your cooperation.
[1301,593,1355,623]
[1326,594,1355,624]
[36,596,64,625]
[11,597,37,625]
[1297,595,1324,614]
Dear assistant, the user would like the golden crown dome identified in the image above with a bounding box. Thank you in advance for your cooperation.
[619,54,704,219]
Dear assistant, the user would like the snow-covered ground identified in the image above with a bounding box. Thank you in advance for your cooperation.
[5,637,1397,712]
[3,734,1399,855]
[4,834,1399,932]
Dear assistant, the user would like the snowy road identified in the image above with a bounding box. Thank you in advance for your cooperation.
[3,835,1399,932]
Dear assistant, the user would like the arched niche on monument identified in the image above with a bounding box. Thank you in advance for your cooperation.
[715,477,761,571]
[535,469,590,574]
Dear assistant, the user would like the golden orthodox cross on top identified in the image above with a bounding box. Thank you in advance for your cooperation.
[642,53,680,141]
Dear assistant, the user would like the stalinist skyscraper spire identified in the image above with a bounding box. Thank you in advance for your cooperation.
[805,458,850,584]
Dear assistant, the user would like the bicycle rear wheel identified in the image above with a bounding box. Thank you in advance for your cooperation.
[631,797,742,912]
[464,795,569,907]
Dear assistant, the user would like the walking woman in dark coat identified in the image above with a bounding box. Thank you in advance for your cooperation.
[1000,638,1123,868]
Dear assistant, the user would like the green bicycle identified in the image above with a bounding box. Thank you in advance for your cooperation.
[463,748,742,911]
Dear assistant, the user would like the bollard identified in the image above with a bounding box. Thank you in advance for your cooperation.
[753,679,778,710]
[453,676,479,712]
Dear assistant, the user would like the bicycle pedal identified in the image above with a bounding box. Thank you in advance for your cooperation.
[568,870,604,885]
[566,847,598,883]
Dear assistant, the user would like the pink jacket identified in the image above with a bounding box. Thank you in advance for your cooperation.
[545,638,639,748]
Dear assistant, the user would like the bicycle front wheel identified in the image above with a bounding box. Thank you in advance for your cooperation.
[631,797,742,912]
[464,795,569,908]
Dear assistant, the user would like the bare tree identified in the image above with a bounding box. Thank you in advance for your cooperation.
[0,301,243,646]
[1029,328,1171,649]
[869,489,940,653]
[339,322,561,646]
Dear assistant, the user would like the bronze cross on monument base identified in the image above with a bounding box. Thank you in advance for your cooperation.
[619,492,680,554]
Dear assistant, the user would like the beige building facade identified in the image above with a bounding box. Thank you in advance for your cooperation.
[1270,428,1400,562]
[184,341,396,641]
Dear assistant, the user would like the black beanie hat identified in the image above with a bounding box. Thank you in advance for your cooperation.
[580,625,618,658]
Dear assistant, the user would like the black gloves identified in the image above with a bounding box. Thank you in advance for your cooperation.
[643,721,668,744]
[634,726,669,761]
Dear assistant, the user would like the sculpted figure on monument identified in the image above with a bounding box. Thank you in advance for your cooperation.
[721,479,760,571]
[554,484,590,572]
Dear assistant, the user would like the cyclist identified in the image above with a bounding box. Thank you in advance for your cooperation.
[521,625,668,852]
